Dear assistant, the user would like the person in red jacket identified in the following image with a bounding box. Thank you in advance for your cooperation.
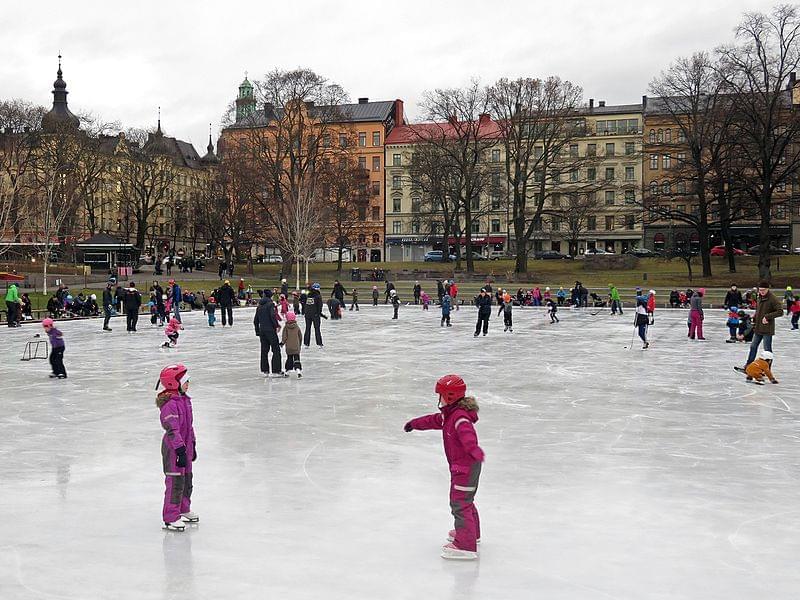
[647,289,656,324]
[404,374,485,560]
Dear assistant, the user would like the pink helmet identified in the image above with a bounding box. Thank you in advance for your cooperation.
[286,311,297,322]
[42,318,54,327]
[156,363,188,392]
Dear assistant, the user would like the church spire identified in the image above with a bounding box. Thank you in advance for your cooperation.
[42,53,80,132]
[207,123,214,153]
[156,106,162,135]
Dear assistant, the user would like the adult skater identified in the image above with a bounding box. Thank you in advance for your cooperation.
[372,286,379,306]
[413,281,422,305]
[390,289,400,319]
[124,282,142,332]
[609,284,623,315]
[218,261,225,280]
[384,280,395,304]
[403,374,485,560]
[474,288,491,337]
[688,287,705,340]
[5,282,19,327]
[724,284,743,310]
[156,363,198,531]
[647,290,656,324]
[331,279,346,307]
[436,280,445,303]
[635,292,649,349]
[254,289,283,377]
[742,281,783,367]
[169,279,182,323]
[280,278,289,298]
[217,280,235,327]
[151,280,166,326]
[100,282,113,331]
[441,292,452,327]
[303,283,325,348]
[450,281,459,310]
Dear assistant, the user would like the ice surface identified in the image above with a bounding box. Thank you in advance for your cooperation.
[1,304,799,600]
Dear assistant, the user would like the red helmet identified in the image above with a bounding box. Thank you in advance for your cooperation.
[156,363,188,392]
[435,374,467,405]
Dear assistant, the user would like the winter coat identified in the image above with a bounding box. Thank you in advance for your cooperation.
[5,284,19,303]
[450,284,458,298]
[46,326,65,349]
[724,289,743,309]
[123,288,142,312]
[372,289,379,301]
[475,294,492,316]
[407,399,483,474]
[217,284,235,306]
[171,283,182,304]
[206,300,217,315]
[102,288,113,308]
[165,319,182,336]
[727,310,740,326]
[647,295,656,313]
[254,297,280,334]
[745,358,776,382]
[281,321,302,354]
[159,393,196,460]
[441,294,452,315]
[281,282,289,297]
[304,290,323,318]
[332,282,346,301]
[753,291,783,335]
[689,294,703,317]
[609,286,621,301]
[420,291,430,306]
[413,284,422,297]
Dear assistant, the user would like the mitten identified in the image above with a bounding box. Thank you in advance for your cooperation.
[403,422,413,432]
[176,446,187,468]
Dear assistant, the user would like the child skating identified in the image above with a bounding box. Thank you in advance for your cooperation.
[789,295,799,330]
[404,374,484,560]
[156,363,198,531]
[500,292,513,332]
[281,312,303,378]
[421,290,430,311]
[441,293,452,327]
[635,293,649,349]
[735,350,779,384]
[42,318,67,379]
[206,296,217,327]
[350,288,359,312]
[726,306,739,343]
[390,289,400,319]
[163,317,183,348]
[546,298,559,324]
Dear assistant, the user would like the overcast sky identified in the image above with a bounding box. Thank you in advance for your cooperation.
[1,0,776,150]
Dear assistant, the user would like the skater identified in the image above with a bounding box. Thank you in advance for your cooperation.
[741,350,779,384]
[372,286,379,306]
[647,290,656,324]
[500,292,513,331]
[299,289,308,315]
[206,296,217,327]
[474,288,491,337]
[635,293,649,349]
[217,280,235,327]
[403,374,484,560]
[390,289,400,319]
[420,290,430,311]
[450,281,459,310]
[737,309,754,342]
[743,281,783,367]
[281,311,303,378]
[162,317,183,348]
[784,286,794,313]
[327,297,342,320]
[152,281,166,326]
[349,288,359,312]
[789,295,800,330]
[42,318,67,378]
[156,363,198,531]
[688,287,705,340]
[556,287,566,306]
[102,282,114,331]
[609,284,623,315]
[168,279,182,323]
[724,284,743,310]
[436,279,445,303]
[279,293,290,317]
[291,291,301,314]
[5,282,19,327]
[124,282,142,332]
[331,280,346,307]
[546,298,559,323]
[218,261,225,280]
[254,289,283,376]
[280,278,289,298]
[669,289,680,309]
[384,280,395,304]
[441,292,452,327]
[413,281,421,305]
[303,283,325,348]
[726,306,740,342]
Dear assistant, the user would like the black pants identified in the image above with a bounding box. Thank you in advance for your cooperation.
[304,315,323,346]
[6,301,16,326]
[414,294,420,305]
[373,296,378,306]
[103,305,112,329]
[259,332,282,374]
[285,353,302,372]
[441,314,451,326]
[126,309,138,331]
[475,313,489,335]
[50,346,67,376]
[350,301,359,311]
[550,312,559,323]
[504,312,512,328]
[221,304,233,326]
[393,305,399,319]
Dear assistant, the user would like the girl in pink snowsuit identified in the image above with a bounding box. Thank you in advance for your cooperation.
[156,364,197,531]
[405,374,485,560]
[279,294,289,316]
[163,317,183,347]
[420,291,430,310]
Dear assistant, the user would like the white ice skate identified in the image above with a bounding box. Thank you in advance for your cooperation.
[163,520,185,531]
[180,511,199,523]
[447,530,480,544]
[441,543,478,560]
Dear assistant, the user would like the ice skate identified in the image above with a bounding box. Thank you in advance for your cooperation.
[473,332,479,337]
[733,366,746,374]
[441,543,478,560]
[163,520,185,531]
[103,327,112,332]
[162,342,171,348]
[57,374,67,379]
[503,326,508,332]
[726,338,736,343]
[643,342,649,349]
[180,511,199,523]
[448,530,480,544]
[296,371,303,379]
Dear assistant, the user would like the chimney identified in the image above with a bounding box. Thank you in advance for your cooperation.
[479,113,490,125]
[394,99,404,125]
[358,97,369,104]
[304,101,315,110]
[589,98,594,110]
[598,100,606,107]
[642,95,648,110]
[789,72,797,90]
[264,102,275,119]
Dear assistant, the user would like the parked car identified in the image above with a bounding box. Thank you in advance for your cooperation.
[468,252,488,261]
[793,247,800,255]
[746,244,791,256]
[709,245,745,256]
[488,250,510,260]
[423,250,457,262]
[625,247,662,258]
[266,255,283,263]
[534,250,573,260]
[584,247,614,255]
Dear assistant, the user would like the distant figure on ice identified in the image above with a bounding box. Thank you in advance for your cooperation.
[281,312,303,378]
[254,289,283,377]
[42,318,67,379]
[372,286,379,306]
[647,290,656,324]
[390,289,400,319]
[384,280,395,304]
[635,292,649,349]
[724,284,743,310]
[726,305,740,343]
[420,290,430,310]
[404,374,484,561]
[474,288,491,337]
[413,281,421,305]
[206,296,217,327]
[350,288,359,312]
[162,317,183,348]
[156,363,198,531]
[546,298,559,324]
[609,284,622,315]
[102,282,114,331]
[303,283,325,348]
[450,281,459,310]
[169,279,182,323]
[743,281,783,368]
[688,288,705,340]
[441,293,452,327]
[124,282,142,332]
[500,292,513,332]
[217,280,235,327]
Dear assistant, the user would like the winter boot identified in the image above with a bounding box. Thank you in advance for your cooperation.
[441,543,478,560]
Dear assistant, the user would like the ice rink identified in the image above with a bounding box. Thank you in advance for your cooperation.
[1,302,799,599]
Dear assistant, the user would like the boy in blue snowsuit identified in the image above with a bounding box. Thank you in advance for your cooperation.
[441,293,452,327]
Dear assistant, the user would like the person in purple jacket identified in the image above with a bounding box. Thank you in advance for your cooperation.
[156,363,198,531]
[42,318,67,378]
[404,374,485,561]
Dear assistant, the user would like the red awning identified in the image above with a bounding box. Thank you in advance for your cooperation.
[0,272,25,281]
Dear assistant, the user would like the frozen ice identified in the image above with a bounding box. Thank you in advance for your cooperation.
[1,304,799,599]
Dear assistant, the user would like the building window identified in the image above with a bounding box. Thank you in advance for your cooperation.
[372,156,380,171]
[649,129,656,143]
[358,156,366,170]
[569,144,578,157]
[605,167,615,181]
[491,149,501,163]
[392,198,401,212]
[358,132,367,147]
[322,134,330,147]
[392,175,401,189]
[471,196,480,210]
[605,143,615,157]
[373,233,380,244]
[650,181,659,196]
[677,129,685,143]
[662,181,671,195]
[587,143,596,156]
[534,146,543,158]
[358,233,367,244]
[372,206,380,220]
[665,129,672,143]
[372,132,381,146]
[650,154,658,170]
[358,205,367,221]
[534,169,543,183]
[625,166,635,180]
[677,180,686,194]
[588,215,596,230]
[587,167,596,181]
[551,216,560,231]
[491,219,501,233]
[551,194,561,208]
[663,154,671,169]
[411,220,420,234]
[605,191,615,205]
[605,215,614,230]
[775,204,787,219]
[657,129,663,142]
[392,220,401,234]
[339,133,347,148]
[570,169,579,182]
[411,197,421,213]
[626,214,635,230]
[392,153,401,166]
[372,181,380,196]
[625,142,635,155]
[624,189,635,204]
[471,220,480,234]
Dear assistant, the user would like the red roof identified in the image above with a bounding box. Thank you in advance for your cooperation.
[385,116,503,145]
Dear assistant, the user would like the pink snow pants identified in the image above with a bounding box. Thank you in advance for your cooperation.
[689,310,703,339]
[162,441,192,523]
[450,462,481,552]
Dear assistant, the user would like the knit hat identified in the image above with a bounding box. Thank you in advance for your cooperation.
[286,311,297,322]
[263,289,273,297]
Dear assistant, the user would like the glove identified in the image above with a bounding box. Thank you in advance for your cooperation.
[404,422,413,432]
[176,446,187,468]
[470,447,485,462]
[192,441,197,462]
[280,342,285,347]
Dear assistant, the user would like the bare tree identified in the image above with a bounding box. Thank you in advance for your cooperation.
[488,76,584,273]
[321,151,368,272]
[716,4,800,280]
[551,192,603,255]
